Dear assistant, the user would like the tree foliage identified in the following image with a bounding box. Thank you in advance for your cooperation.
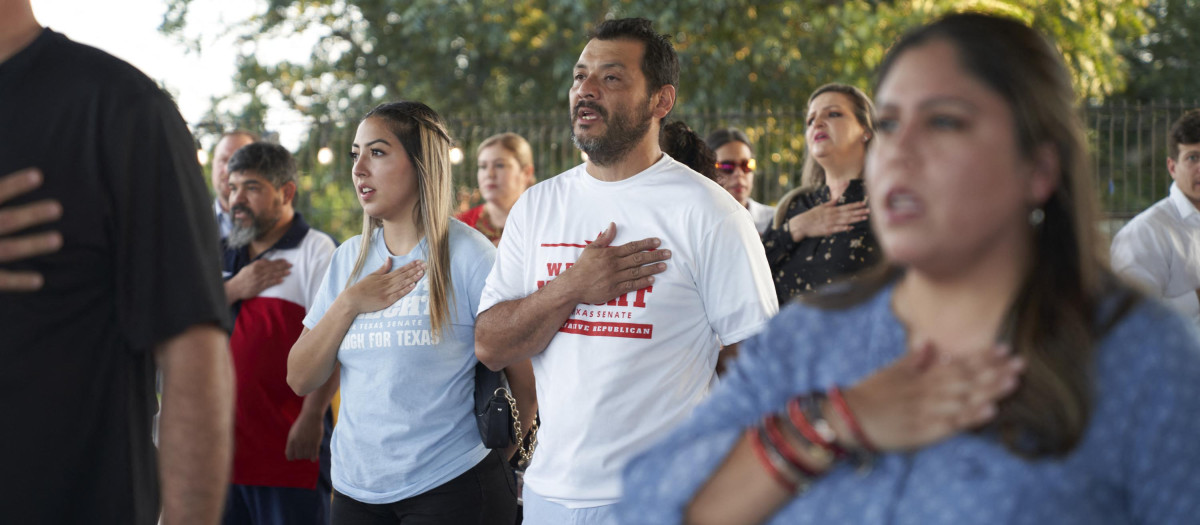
[162,0,1151,241]
[164,0,1148,118]
[1116,0,1200,102]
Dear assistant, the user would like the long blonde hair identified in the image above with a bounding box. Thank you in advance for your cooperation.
[347,101,456,339]
[773,84,876,229]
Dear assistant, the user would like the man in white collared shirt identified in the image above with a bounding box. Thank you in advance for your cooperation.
[1111,109,1200,324]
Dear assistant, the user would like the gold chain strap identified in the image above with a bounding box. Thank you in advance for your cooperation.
[498,387,538,465]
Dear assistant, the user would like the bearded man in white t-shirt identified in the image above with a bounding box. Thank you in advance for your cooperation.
[475,17,779,525]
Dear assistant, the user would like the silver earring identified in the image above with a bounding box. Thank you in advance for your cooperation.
[1029,208,1045,226]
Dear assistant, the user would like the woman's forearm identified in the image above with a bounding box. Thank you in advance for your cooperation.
[686,397,858,525]
[288,297,357,395]
[686,431,820,525]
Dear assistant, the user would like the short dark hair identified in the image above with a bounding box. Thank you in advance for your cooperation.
[704,128,753,156]
[1168,109,1200,160]
[589,18,679,95]
[227,142,296,188]
[661,120,717,180]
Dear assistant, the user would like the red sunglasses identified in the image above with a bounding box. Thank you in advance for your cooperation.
[715,159,757,175]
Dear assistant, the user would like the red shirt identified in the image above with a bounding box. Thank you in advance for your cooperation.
[223,215,336,488]
[457,205,502,245]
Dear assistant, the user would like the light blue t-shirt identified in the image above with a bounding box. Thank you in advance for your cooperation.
[303,220,496,503]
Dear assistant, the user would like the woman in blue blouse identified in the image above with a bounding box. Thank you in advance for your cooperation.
[619,13,1200,525]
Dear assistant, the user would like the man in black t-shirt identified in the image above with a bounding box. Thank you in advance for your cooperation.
[0,1,235,523]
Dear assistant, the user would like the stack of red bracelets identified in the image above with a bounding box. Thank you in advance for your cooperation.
[746,386,877,493]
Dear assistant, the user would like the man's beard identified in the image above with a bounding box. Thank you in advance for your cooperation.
[570,100,653,167]
[227,204,279,248]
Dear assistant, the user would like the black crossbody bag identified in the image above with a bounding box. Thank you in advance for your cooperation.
[474,362,516,448]
[474,362,538,463]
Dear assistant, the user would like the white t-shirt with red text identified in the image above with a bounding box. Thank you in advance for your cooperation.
[478,154,779,508]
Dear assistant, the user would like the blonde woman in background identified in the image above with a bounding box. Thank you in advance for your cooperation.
[761,84,882,304]
[458,133,536,246]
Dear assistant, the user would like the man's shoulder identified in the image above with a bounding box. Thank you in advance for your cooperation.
[283,228,337,271]
[1116,196,1183,243]
[653,159,746,213]
[301,227,338,252]
[35,30,165,101]
[524,164,585,197]
[1140,195,1182,223]
[507,165,590,225]
[297,231,361,276]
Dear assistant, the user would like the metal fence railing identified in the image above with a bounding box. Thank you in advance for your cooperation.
[442,100,1200,221]
[1089,100,1200,220]
[444,108,811,210]
[294,100,1200,242]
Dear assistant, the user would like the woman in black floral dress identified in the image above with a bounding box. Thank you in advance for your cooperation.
[762,84,881,304]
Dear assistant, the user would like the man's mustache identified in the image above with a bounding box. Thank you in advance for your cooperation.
[573,101,607,119]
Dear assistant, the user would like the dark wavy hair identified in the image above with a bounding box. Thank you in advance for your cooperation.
[661,121,717,180]
[1168,109,1200,160]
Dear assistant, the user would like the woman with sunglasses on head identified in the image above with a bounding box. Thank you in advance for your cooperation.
[705,128,775,234]
[761,84,881,305]
[458,132,537,247]
[619,13,1200,525]
[288,101,527,524]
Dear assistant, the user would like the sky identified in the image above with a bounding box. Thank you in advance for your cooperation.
[31,0,315,151]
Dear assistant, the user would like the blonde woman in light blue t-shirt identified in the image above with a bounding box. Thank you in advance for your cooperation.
[288,101,533,524]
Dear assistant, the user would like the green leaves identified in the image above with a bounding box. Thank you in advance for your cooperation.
[162,0,1154,242]
[1117,0,1200,101]
[163,0,1150,125]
